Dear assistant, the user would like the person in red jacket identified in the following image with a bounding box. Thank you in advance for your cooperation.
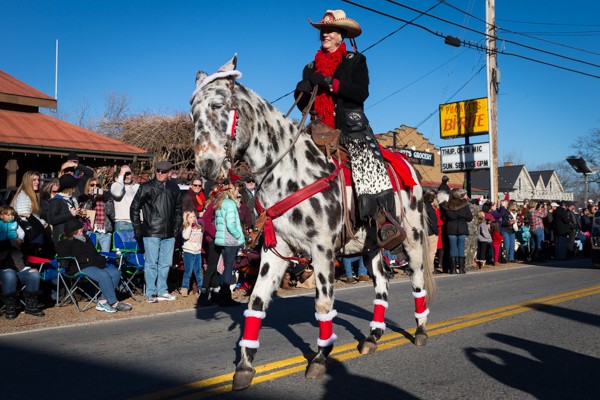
[490,221,503,266]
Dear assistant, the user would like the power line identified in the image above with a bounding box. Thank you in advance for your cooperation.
[415,64,486,129]
[271,0,445,104]
[496,18,600,27]
[382,0,600,68]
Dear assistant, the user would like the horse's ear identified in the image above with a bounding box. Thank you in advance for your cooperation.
[218,53,238,72]
[196,71,208,86]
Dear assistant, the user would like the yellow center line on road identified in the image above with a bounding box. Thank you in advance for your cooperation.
[132,284,600,400]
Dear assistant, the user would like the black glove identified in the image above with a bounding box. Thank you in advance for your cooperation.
[134,228,143,240]
[309,73,332,88]
[295,79,312,94]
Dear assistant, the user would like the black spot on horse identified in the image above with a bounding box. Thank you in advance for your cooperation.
[307,229,318,239]
[317,244,324,252]
[251,297,264,311]
[305,149,318,166]
[326,250,333,260]
[410,196,418,210]
[291,208,303,225]
[305,216,315,228]
[287,180,300,194]
[260,262,270,277]
[253,137,259,147]
[417,199,424,213]
[258,142,265,154]
[309,198,323,216]
[271,137,280,153]
[318,273,326,285]
[412,227,420,242]
[375,292,388,302]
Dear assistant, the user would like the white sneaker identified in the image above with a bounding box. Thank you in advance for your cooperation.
[157,293,177,301]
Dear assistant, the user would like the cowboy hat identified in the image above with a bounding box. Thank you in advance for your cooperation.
[309,9,362,38]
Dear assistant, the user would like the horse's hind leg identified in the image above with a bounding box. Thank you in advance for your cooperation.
[305,246,337,379]
[404,227,431,346]
[232,246,288,391]
[360,250,389,355]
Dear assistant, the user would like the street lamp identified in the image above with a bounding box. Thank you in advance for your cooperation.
[566,156,600,204]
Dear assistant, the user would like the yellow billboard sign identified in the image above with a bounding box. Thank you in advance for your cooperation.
[439,97,489,139]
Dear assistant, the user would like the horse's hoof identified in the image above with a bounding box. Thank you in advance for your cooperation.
[414,326,428,346]
[359,340,378,355]
[232,367,255,391]
[305,359,327,379]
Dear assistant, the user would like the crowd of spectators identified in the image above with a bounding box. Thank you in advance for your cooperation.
[2,154,594,320]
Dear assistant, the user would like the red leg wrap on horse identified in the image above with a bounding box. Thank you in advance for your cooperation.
[242,316,263,342]
[373,303,386,323]
[319,319,333,341]
[415,296,427,314]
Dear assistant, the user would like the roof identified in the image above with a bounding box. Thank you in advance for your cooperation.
[470,165,526,191]
[0,70,57,109]
[0,108,148,158]
[529,170,554,186]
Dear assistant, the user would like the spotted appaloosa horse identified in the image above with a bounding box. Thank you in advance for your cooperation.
[191,55,434,391]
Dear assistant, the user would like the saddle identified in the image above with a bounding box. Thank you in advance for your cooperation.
[307,120,347,161]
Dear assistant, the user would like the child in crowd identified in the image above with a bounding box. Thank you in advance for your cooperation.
[0,205,45,319]
[180,210,204,297]
[490,221,503,266]
[476,211,492,268]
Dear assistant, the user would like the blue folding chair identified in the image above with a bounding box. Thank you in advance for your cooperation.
[32,254,101,311]
[112,230,145,302]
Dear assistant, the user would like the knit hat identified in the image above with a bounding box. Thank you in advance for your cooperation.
[58,174,79,191]
[309,9,362,38]
[64,217,83,234]
[67,151,79,161]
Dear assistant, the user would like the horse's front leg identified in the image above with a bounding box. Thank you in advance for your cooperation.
[305,245,336,379]
[232,245,289,391]
[360,249,389,355]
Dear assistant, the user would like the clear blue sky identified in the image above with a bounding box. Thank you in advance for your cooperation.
[2,0,599,169]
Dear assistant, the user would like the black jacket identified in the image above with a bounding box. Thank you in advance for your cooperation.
[443,198,473,236]
[296,51,369,132]
[553,206,572,236]
[55,236,107,275]
[425,203,439,236]
[130,178,182,238]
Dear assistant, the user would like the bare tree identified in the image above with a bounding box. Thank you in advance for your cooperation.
[97,91,131,137]
[501,150,525,166]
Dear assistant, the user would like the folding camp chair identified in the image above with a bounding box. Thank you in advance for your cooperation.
[112,230,145,302]
[30,254,101,312]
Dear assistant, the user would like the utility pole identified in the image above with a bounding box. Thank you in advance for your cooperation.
[486,0,499,202]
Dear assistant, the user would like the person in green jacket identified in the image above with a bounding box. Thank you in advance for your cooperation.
[214,183,245,306]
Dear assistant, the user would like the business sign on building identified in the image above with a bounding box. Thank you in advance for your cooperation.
[439,97,488,139]
[394,148,435,166]
[440,143,490,172]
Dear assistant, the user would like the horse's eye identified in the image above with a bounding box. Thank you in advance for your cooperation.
[211,103,224,110]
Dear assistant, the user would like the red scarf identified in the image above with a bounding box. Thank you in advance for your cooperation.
[313,42,347,128]
[188,188,206,212]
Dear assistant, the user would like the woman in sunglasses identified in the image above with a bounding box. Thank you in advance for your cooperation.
[79,177,114,252]
[182,175,206,218]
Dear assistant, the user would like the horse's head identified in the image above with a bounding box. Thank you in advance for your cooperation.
[190,54,243,181]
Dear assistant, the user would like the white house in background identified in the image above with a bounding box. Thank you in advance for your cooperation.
[471,163,573,202]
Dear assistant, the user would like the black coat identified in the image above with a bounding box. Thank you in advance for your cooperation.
[55,236,107,275]
[296,50,369,132]
[47,195,77,244]
[553,207,572,236]
[425,203,439,236]
[130,178,182,238]
[443,198,473,236]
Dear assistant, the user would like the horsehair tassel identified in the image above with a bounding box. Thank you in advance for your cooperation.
[263,216,277,248]
[413,290,430,319]
[239,309,266,349]
[226,109,237,138]
[370,299,388,330]
[315,309,338,347]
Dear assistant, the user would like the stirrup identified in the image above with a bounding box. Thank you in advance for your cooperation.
[376,210,406,253]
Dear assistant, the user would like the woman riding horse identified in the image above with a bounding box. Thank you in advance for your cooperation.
[295,9,395,223]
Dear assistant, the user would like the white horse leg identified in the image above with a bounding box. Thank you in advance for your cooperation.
[403,214,431,346]
[360,249,390,355]
[232,243,290,391]
[305,245,336,379]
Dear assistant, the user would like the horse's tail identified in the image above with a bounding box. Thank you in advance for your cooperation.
[418,186,437,302]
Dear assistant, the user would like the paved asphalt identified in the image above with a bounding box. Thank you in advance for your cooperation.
[1,259,599,399]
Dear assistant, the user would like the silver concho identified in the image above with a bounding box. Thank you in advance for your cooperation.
[347,112,362,121]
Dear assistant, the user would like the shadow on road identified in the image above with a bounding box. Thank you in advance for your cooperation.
[466,303,600,398]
